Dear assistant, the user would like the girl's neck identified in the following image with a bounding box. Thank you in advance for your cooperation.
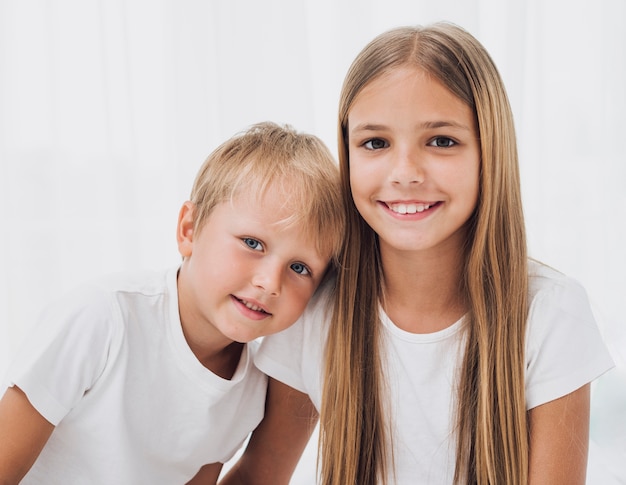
[380,242,467,334]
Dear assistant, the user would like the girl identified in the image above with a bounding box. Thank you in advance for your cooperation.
[221,23,614,485]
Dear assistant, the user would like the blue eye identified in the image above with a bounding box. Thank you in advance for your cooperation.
[243,238,263,251]
[428,137,456,148]
[290,262,310,276]
[363,138,388,150]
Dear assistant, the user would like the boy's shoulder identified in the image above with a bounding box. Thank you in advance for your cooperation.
[45,267,177,325]
[87,267,175,296]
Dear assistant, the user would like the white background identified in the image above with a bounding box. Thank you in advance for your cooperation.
[1,1,624,483]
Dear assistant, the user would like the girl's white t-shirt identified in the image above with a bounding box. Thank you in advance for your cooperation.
[255,260,615,484]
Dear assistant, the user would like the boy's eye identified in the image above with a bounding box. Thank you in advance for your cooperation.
[428,136,456,148]
[363,138,388,150]
[290,262,311,276]
[243,238,263,251]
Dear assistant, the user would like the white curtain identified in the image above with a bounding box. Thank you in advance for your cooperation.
[1,0,624,482]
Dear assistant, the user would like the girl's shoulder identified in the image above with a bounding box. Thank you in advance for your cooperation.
[300,275,337,325]
[527,259,587,307]
[524,259,614,408]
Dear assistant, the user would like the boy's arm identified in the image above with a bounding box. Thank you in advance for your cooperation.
[219,378,318,485]
[528,383,590,485]
[0,386,55,484]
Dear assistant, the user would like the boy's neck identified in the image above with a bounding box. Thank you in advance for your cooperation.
[197,341,245,380]
[181,321,245,380]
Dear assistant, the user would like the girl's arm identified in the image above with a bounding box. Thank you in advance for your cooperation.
[219,377,318,485]
[528,383,590,485]
[0,386,55,484]
[186,463,223,485]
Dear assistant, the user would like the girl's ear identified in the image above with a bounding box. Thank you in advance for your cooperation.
[176,201,195,258]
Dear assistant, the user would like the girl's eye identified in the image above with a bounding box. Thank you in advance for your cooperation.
[363,138,388,150]
[243,238,263,251]
[290,262,311,276]
[428,137,456,148]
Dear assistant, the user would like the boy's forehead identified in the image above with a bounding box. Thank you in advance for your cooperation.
[223,188,334,256]
[231,177,295,203]
[229,183,299,217]
[233,183,331,227]
[225,175,341,258]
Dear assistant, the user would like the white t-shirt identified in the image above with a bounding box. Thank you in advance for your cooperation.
[255,260,615,484]
[4,268,267,484]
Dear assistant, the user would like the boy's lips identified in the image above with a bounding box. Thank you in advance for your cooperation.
[232,295,272,316]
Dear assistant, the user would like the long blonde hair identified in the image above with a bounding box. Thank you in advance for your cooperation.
[320,23,529,484]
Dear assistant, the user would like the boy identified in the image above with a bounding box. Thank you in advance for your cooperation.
[0,122,344,484]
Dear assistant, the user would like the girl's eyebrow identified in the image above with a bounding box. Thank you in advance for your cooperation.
[420,120,472,131]
[349,122,388,134]
[350,120,472,134]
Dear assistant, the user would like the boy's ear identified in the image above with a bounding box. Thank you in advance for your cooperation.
[177,201,195,258]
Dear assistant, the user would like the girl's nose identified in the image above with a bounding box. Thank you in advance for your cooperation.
[389,150,425,185]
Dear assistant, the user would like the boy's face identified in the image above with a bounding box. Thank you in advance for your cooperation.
[176,187,331,347]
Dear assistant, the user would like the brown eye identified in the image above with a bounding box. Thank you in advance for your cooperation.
[429,137,456,148]
[364,138,388,150]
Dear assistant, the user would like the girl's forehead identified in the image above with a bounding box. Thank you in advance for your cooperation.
[351,67,444,111]
[348,66,475,131]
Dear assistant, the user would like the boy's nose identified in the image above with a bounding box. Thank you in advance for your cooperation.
[251,262,282,296]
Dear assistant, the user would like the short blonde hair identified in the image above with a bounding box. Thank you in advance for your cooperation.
[189,121,344,262]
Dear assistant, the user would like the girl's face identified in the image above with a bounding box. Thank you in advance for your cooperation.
[347,66,480,257]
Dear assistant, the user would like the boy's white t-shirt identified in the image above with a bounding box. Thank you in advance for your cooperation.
[255,260,615,484]
[4,268,267,484]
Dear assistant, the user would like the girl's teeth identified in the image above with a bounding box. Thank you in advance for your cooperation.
[390,203,430,214]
